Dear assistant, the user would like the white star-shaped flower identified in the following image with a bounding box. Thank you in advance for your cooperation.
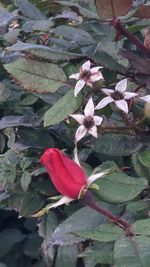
[69,60,104,97]
[70,97,103,143]
[95,79,138,114]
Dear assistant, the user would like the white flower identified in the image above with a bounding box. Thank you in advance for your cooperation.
[139,95,150,103]
[95,79,138,114]
[70,97,103,142]
[69,60,103,97]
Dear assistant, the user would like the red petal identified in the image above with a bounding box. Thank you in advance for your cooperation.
[40,148,87,199]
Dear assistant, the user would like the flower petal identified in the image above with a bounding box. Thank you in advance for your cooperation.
[90,72,104,82]
[124,92,138,99]
[115,99,128,113]
[94,115,103,125]
[90,66,103,73]
[81,60,91,71]
[32,196,74,216]
[84,97,95,117]
[48,196,73,209]
[70,114,85,124]
[95,96,114,110]
[69,73,80,80]
[74,79,85,96]
[101,88,114,95]
[139,95,150,103]
[75,125,87,142]
[87,170,110,186]
[115,79,127,93]
[88,125,98,138]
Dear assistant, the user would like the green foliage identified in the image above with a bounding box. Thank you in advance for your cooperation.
[0,0,150,266]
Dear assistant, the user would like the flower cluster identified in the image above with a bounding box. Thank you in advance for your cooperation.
[69,61,150,143]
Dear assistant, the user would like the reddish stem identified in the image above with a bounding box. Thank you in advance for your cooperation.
[82,190,131,230]
[113,19,150,58]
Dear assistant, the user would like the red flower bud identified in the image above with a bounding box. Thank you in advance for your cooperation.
[40,148,87,199]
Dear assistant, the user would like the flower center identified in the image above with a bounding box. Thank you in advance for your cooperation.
[83,116,94,129]
[80,70,91,81]
[111,91,124,100]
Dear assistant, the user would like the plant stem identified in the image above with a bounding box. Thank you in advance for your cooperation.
[113,19,150,58]
[82,190,131,230]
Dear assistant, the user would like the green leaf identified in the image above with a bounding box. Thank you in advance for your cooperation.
[15,128,54,149]
[132,219,150,236]
[0,229,25,259]
[93,171,147,203]
[20,190,45,217]
[55,245,78,267]
[9,42,82,62]
[80,242,114,265]
[21,171,32,192]
[138,151,150,168]
[74,223,124,242]
[92,51,127,74]
[50,206,108,246]
[126,201,148,212]
[132,152,149,179]
[49,202,122,246]
[93,134,143,156]
[44,90,82,127]
[39,212,58,266]
[114,236,150,267]
[4,58,67,94]
[14,0,46,20]
[23,233,43,258]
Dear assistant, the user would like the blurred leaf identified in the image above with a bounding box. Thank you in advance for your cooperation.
[138,151,150,168]
[14,0,46,20]
[0,228,25,259]
[126,201,148,212]
[4,58,67,94]
[93,134,142,156]
[121,50,150,75]
[114,236,150,267]
[15,128,54,149]
[39,212,58,266]
[23,233,43,258]
[80,242,114,265]
[92,51,127,74]
[22,19,54,32]
[74,223,124,242]
[54,1,99,19]
[134,4,150,19]
[0,263,7,267]
[0,132,6,153]
[94,171,147,203]
[0,116,32,129]
[94,0,132,19]
[132,219,150,235]
[55,245,78,267]
[20,190,45,217]
[19,157,32,170]
[132,152,149,179]
[20,171,32,192]
[54,26,94,45]
[8,42,83,62]
[44,90,82,127]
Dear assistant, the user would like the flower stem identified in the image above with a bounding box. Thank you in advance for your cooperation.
[82,190,131,230]
[113,19,150,58]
